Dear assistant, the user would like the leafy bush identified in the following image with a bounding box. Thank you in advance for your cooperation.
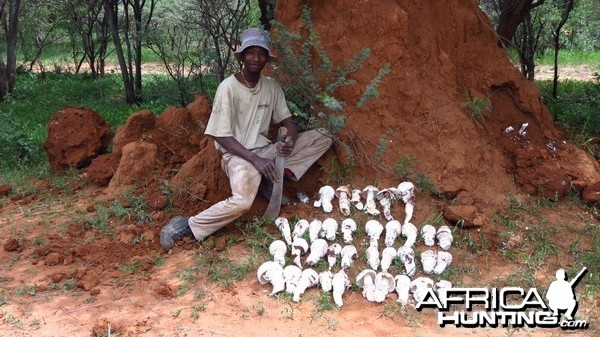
[270,6,390,135]
[537,77,600,154]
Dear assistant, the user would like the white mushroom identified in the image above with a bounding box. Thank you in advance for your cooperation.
[313,185,335,213]
[377,188,397,221]
[335,185,351,216]
[292,219,310,241]
[433,251,453,275]
[269,240,287,267]
[306,239,328,266]
[340,218,357,244]
[274,217,292,246]
[380,247,397,272]
[290,237,308,268]
[319,270,334,292]
[410,276,434,304]
[435,280,452,303]
[283,265,302,294]
[421,249,437,274]
[340,245,358,270]
[362,185,380,216]
[321,218,338,242]
[397,246,416,276]
[395,182,415,224]
[356,269,377,302]
[308,219,322,243]
[365,219,384,248]
[326,243,342,270]
[332,269,350,307]
[366,245,380,271]
[384,220,402,247]
[402,222,418,248]
[394,274,411,306]
[519,122,529,136]
[257,261,285,295]
[292,268,319,302]
[351,188,364,210]
[373,272,396,303]
[421,224,436,246]
[436,225,453,250]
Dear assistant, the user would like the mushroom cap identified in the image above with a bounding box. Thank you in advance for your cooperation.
[319,270,334,283]
[397,181,415,193]
[382,246,397,258]
[341,244,357,256]
[310,238,329,254]
[394,274,411,286]
[292,219,310,236]
[283,265,302,280]
[435,280,452,290]
[361,185,379,197]
[269,240,287,255]
[319,185,335,195]
[365,219,384,236]
[274,217,289,229]
[291,237,308,253]
[335,185,350,198]
[257,261,283,284]
[327,243,342,255]
[341,218,357,231]
[376,271,396,293]
[411,276,434,289]
[322,218,338,230]
[301,268,319,285]
[355,269,377,286]
[396,245,414,258]
[376,188,395,200]
[437,225,452,234]
[386,220,402,231]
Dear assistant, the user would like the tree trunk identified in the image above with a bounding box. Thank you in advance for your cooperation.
[258,0,275,31]
[552,0,575,98]
[0,0,20,102]
[103,0,136,104]
[519,13,535,80]
[496,0,545,48]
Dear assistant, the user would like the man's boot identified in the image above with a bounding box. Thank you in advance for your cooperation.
[160,216,193,252]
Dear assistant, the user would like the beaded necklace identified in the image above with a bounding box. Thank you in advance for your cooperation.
[241,72,262,95]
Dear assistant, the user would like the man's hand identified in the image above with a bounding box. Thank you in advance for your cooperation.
[252,156,279,182]
[276,136,294,157]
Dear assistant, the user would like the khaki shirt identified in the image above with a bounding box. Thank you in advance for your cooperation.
[205,75,292,152]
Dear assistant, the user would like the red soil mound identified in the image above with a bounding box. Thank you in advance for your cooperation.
[46,0,599,226]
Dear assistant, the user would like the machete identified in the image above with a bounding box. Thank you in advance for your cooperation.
[264,127,287,220]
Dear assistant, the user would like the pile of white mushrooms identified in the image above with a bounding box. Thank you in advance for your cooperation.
[257,182,455,308]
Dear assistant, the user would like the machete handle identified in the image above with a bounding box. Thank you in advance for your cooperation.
[277,127,287,143]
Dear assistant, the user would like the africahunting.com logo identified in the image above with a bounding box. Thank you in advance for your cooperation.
[416,267,589,330]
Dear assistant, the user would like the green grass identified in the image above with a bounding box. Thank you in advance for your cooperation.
[0,70,215,180]
[536,50,600,68]
[537,78,600,154]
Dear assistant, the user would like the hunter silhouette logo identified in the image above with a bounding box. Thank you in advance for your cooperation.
[416,267,589,329]
[546,267,586,322]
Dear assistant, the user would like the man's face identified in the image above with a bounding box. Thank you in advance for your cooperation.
[242,46,269,74]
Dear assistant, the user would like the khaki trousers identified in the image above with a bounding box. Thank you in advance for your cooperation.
[188,128,332,239]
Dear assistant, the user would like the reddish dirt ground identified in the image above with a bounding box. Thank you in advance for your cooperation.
[2,1,599,336]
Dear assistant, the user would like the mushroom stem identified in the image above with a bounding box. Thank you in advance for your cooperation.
[332,270,350,307]
[351,189,364,210]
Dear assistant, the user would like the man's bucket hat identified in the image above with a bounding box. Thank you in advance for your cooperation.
[234,28,277,62]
